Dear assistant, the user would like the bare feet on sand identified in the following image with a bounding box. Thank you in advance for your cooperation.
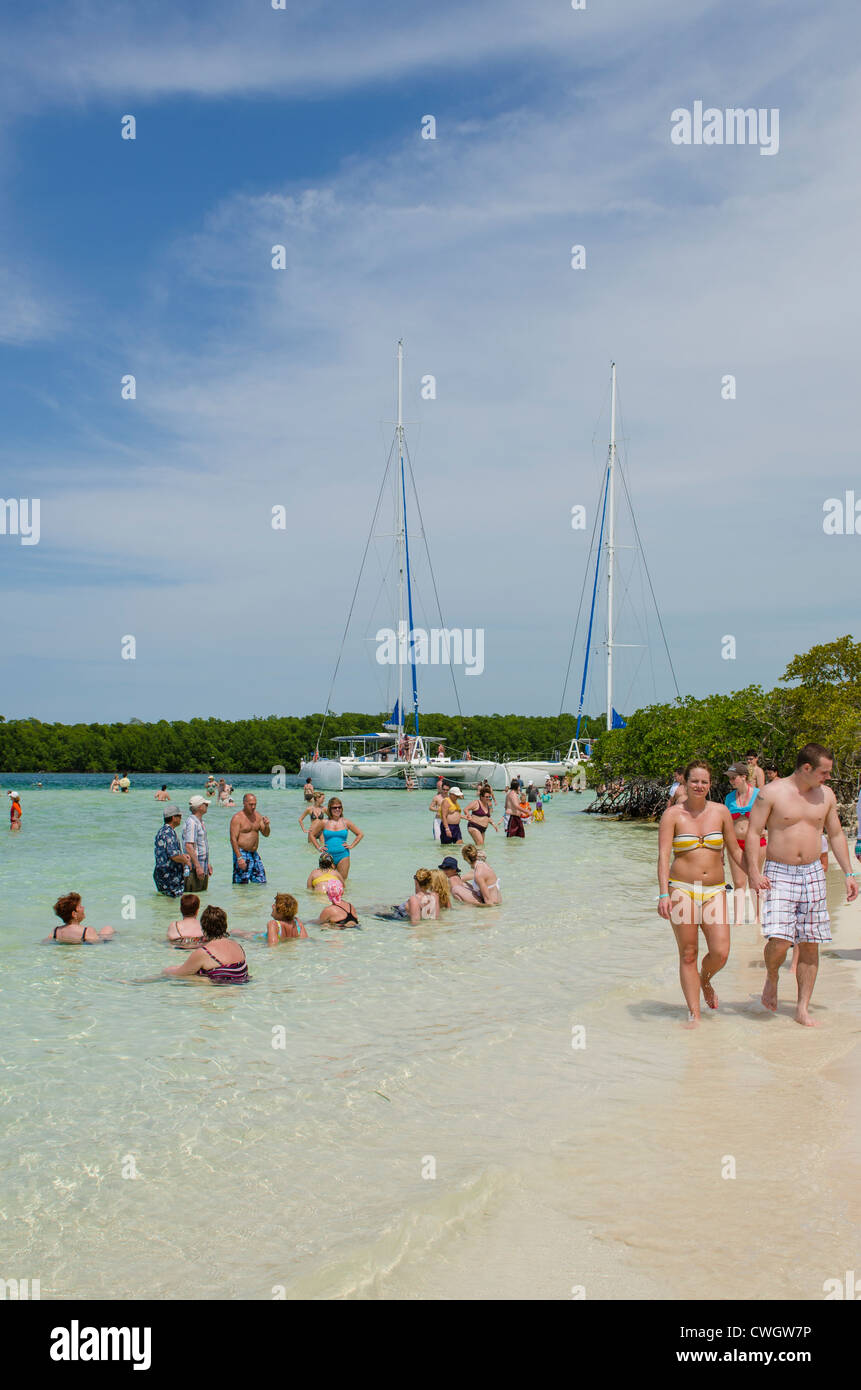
[794,1009,821,1028]
[761,977,778,1012]
[683,1010,700,1030]
[700,975,718,1010]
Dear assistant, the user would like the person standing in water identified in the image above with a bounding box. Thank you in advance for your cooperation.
[504,781,525,837]
[8,791,22,831]
[229,793,271,884]
[657,761,744,1026]
[153,805,191,897]
[183,796,213,893]
[310,799,363,881]
[439,786,464,846]
[745,744,858,1027]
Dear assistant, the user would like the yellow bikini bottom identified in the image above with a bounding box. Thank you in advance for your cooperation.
[668,879,726,904]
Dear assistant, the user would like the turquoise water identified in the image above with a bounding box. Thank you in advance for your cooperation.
[2,778,860,1299]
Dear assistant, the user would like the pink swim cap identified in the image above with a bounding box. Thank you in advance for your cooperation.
[325,879,344,902]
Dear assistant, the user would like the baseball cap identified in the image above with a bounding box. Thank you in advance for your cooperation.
[163,803,182,818]
[448,786,463,797]
[189,795,210,809]
[438,856,459,871]
[725,762,748,778]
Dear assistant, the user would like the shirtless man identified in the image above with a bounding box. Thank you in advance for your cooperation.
[746,750,766,790]
[504,780,524,837]
[746,743,858,1026]
[429,783,448,842]
[230,793,271,884]
[667,768,686,808]
[154,784,171,801]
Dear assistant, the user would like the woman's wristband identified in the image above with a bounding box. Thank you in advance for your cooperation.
[658,892,670,900]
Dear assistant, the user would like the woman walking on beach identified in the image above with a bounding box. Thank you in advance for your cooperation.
[310,798,363,881]
[724,761,766,919]
[657,761,744,1026]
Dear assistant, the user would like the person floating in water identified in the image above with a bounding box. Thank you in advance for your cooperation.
[163,905,249,984]
[167,893,205,946]
[229,793,271,884]
[50,893,115,943]
[266,893,308,943]
[316,878,360,929]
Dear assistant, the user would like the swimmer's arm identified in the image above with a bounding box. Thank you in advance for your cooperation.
[228,814,243,856]
[298,808,310,828]
[164,949,206,977]
[266,918,279,947]
[407,895,422,925]
[720,806,745,868]
[308,822,324,852]
[259,816,271,837]
[345,820,363,848]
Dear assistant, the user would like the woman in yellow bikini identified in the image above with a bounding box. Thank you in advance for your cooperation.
[657,760,744,1026]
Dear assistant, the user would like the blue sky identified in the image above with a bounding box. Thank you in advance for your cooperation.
[0,0,859,726]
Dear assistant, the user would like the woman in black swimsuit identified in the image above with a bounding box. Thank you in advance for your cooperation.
[50,892,115,943]
[463,789,499,845]
[317,879,360,929]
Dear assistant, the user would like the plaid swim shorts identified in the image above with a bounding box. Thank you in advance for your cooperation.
[761,859,831,944]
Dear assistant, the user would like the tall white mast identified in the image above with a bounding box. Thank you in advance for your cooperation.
[606,362,616,732]
[396,340,405,741]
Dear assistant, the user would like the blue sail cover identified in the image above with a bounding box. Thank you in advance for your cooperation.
[611,708,627,729]
[383,700,401,732]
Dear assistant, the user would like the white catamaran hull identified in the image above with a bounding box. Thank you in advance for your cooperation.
[298,759,343,791]
[426,760,507,790]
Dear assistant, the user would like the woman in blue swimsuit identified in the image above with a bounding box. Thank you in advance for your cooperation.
[309,798,364,882]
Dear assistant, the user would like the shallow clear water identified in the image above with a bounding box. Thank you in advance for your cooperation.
[1,777,859,1299]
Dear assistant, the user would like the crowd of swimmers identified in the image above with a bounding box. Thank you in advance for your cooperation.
[658,743,859,1028]
[45,768,556,982]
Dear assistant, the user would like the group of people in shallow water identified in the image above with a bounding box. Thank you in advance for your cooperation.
[658,743,859,1028]
[48,774,525,982]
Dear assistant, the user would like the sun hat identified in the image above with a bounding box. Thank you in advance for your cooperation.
[325,879,345,902]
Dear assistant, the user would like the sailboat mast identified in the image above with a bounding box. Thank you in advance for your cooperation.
[396,340,406,742]
[606,362,616,732]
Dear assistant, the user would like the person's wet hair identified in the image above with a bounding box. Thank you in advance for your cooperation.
[414,869,433,890]
[319,852,335,868]
[273,893,298,922]
[53,892,81,924]
[200,905,229,939]
[180,894,200,918]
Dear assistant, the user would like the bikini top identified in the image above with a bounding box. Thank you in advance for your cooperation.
[672,832,724,853]
[726,788,758,819]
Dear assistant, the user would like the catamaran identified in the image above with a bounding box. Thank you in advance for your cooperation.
[300,343,507,792]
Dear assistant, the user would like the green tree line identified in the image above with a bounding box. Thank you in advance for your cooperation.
[586,636,861,792]
[0,710,598,774]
